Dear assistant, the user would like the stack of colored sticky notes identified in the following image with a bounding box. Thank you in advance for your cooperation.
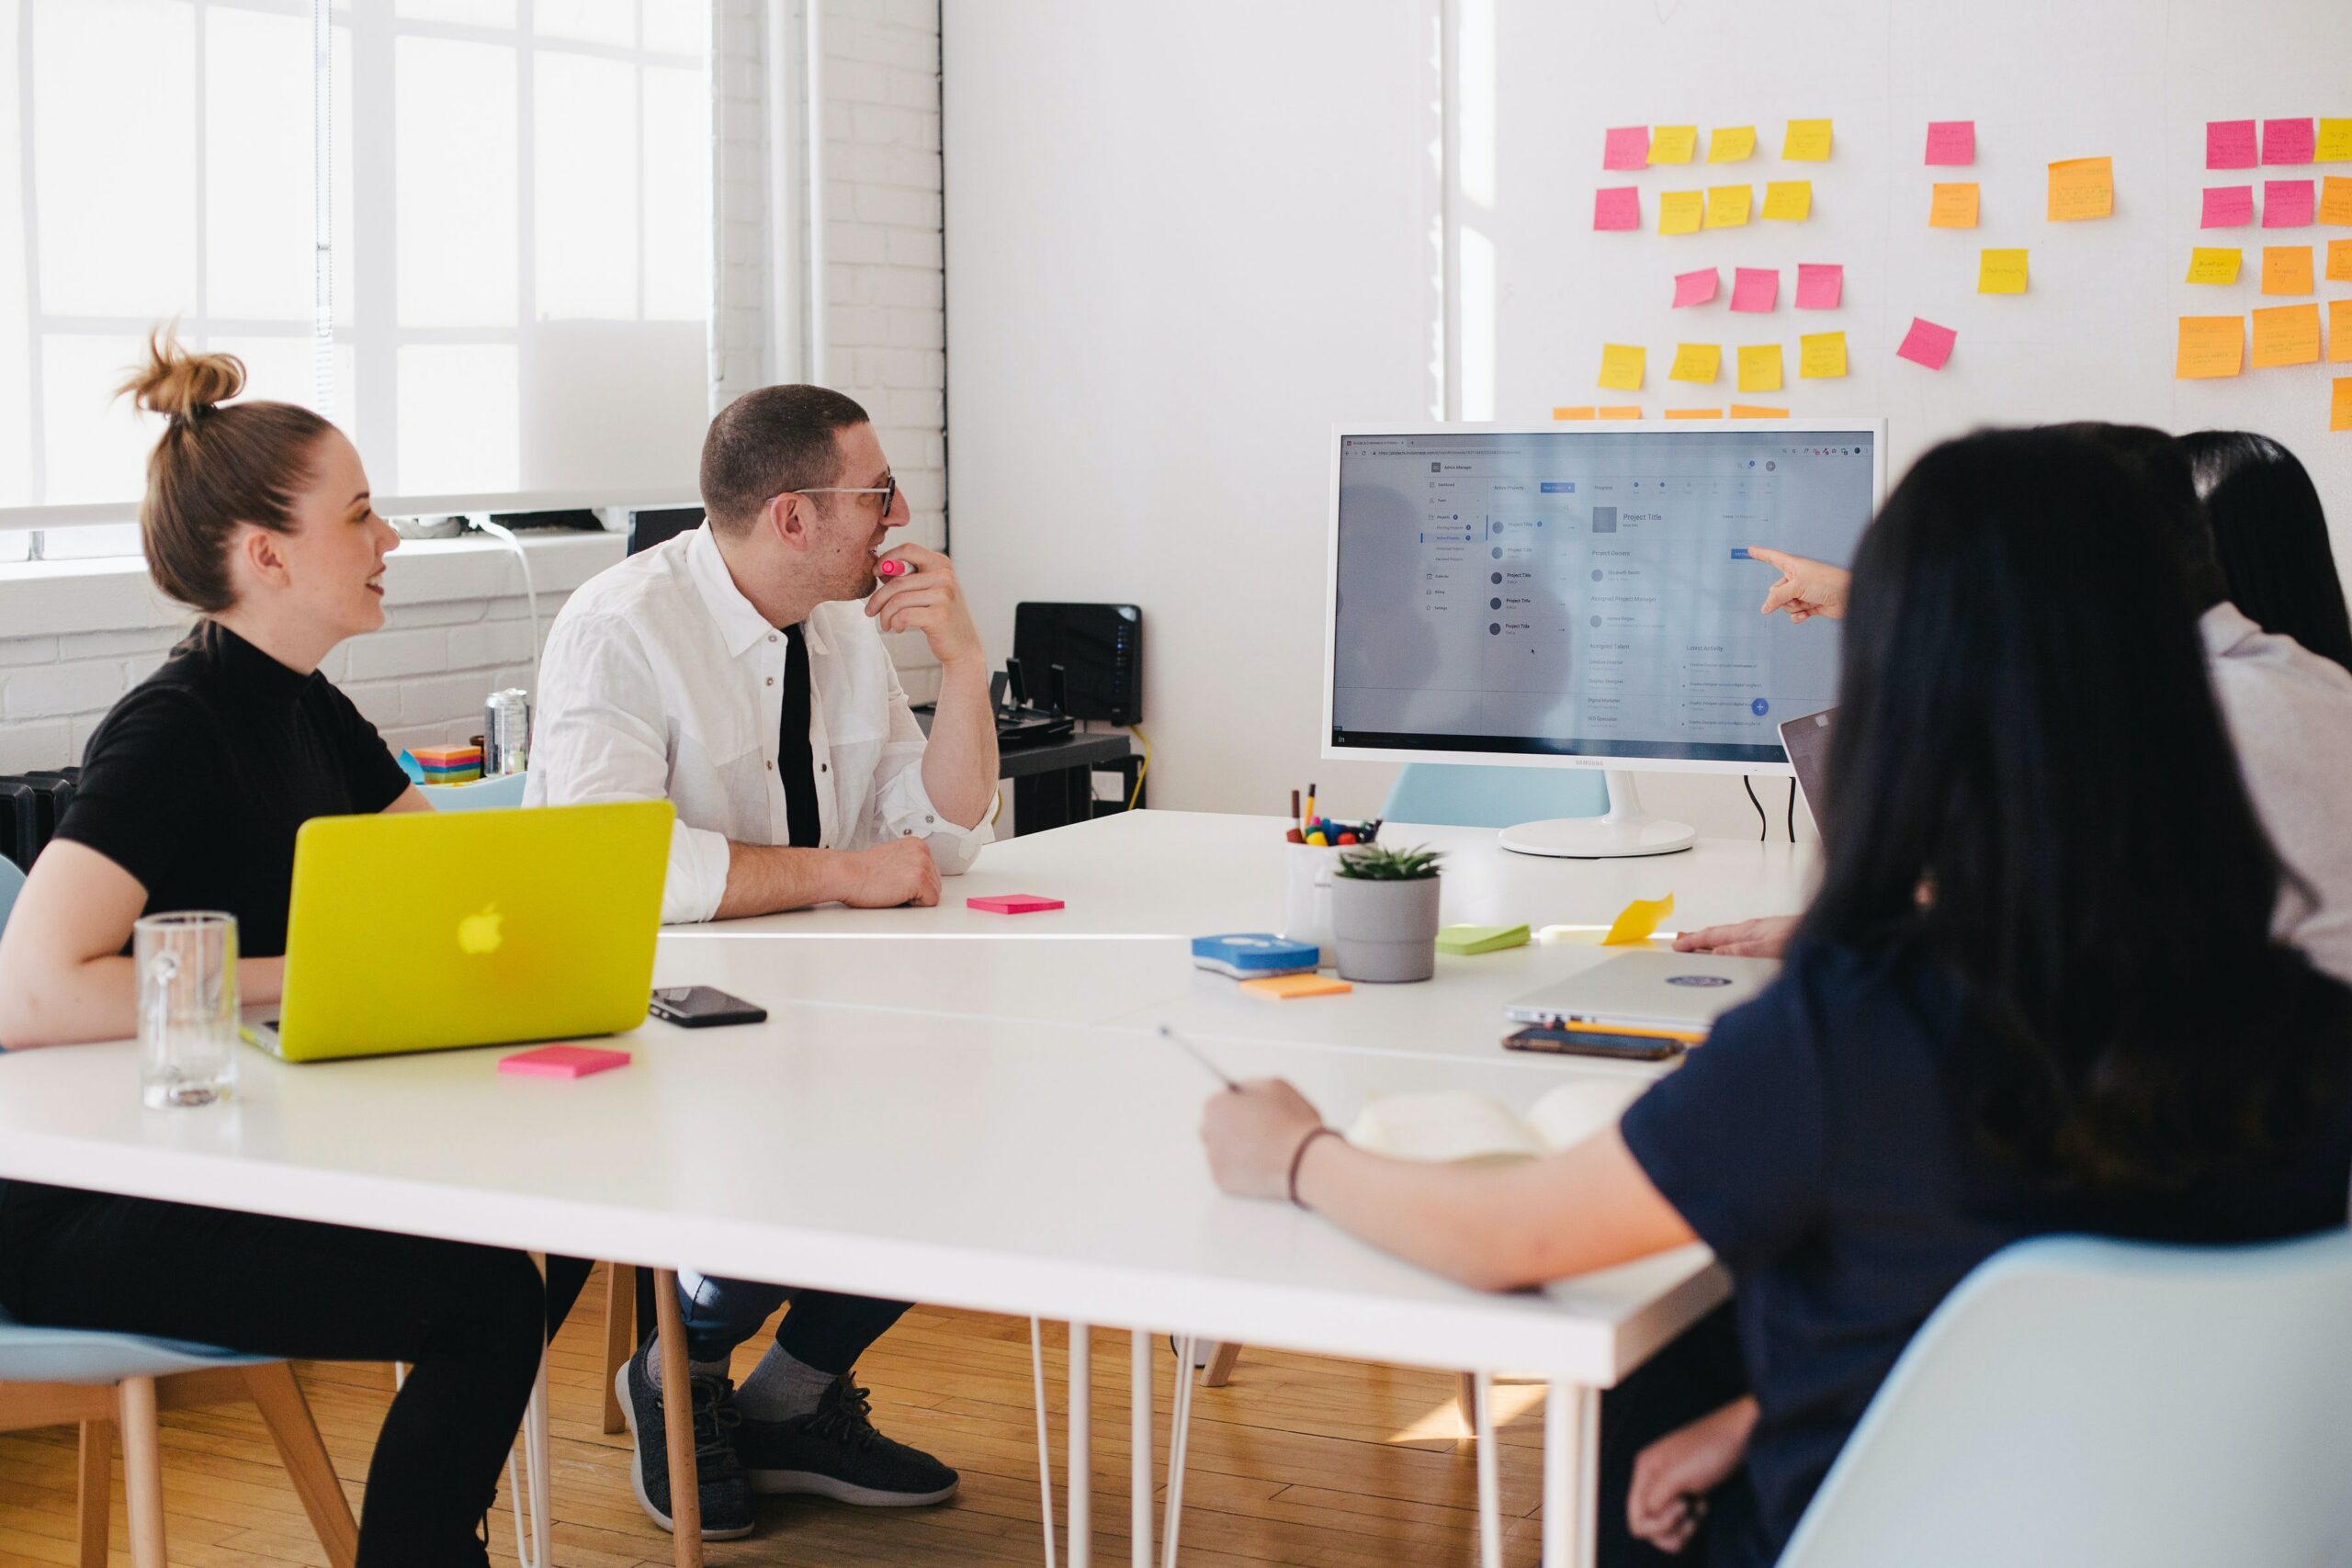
[1435,923,1532,955]
[1193,933,1321,979]
[411,745,482,784]
[1239,974,1352,1001]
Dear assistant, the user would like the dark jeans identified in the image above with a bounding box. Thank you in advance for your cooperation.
[672,1269,910,1375]
[1597,1303,1756,1568]
[0,1181,559,1568]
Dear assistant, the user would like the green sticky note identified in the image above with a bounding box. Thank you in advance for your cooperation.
[1435,923,1532,955]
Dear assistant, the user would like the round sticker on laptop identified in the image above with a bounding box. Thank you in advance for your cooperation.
[1666,974,1735,987]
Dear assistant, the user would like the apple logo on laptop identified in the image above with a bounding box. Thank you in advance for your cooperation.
[458,904,504,955]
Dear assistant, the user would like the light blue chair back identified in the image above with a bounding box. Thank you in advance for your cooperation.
[0,1303,266,1385]
[0,856,23,938]
[1778,1228,2352,1568]
[418,772,529,811]
[1378,762,1608,829]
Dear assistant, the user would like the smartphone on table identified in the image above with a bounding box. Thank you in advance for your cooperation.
[649,987,768,1028]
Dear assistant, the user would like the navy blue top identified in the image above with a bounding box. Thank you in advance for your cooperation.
[1621,942,2352,1568]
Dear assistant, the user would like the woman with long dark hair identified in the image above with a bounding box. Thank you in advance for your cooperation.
[1199,428,2352,1566]
[2180,429,2352,674]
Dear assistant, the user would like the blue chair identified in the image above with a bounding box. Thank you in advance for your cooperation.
[1778,1228,2352,1567]
[1379,761,1608,829]
[418,771,529,811]
[0,855,24,936]
[0,1305,356,1566]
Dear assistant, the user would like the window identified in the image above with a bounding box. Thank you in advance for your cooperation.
[1,0,709,547]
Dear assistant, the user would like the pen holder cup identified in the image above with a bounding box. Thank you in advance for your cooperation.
[1282,843,1345,961]
[1329,874,1443,984]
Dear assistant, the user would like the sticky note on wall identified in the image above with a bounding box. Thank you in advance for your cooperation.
[2265,180,2316,227]
[1704,185,1752,228]
[2203,186,2256,228]
[2331,240,2352,282]
[1978,248,2029,294]
[2335,378,2352,432]
[1604,126,1650,170]
[1794,263,1843,310]
[2251,302,2322,367]
[1595,186,1642,231]
[1663,408,1723,420]
[1761,181,1813,221]
[1730,404,1789,418]
[1730,267,1779,312]
[1659,190,1705,234]
[2264,118,2315,165]
[1781,118,1833,161]
[1799,331,1848,378]
[1597,405,1643,420]
[1736,344,1784,393]
[2321,119,2352,163]
[2177,315,2245,378]
[2332,300,2352,364]
[1668,343,1722,383]
[1929,183,1980,228]
[1651,125,1699,164]
[1673,267,1720,307]
[1896,317,1957,370]
[2207,119,2257,170]
[1707,125,1756,163]
[1599,344,1646,389]
[2186,247,2243,285]
[2047,157,2114,220]
[2262,246,2314,296]
[2321,176,2352,226]
[1925,120,1974,165]
[1553,406,1598,421]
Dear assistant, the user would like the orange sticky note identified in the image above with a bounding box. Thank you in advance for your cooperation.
[1597,405,1643,420]
[1798,331,1848,379]
[1736,343,1783,393]
[2261,245,2314,295]
[1599,343,1646,390]
[1668,343,1722,383]
[2176,315,2244,378]
[1929,182,1980,229]
[2185,247,2242,285]
[1761,180,1812,220]
[1650,125,1699,164]
[2332,300,2352,364]
[1552,406,1598,420]
[2250,303,2321,368]
[2046,156,2114,220]
[1239,973,1352,1001]
[2334,378,2352,432]
[1704,185,1752,229]
[1664,408,1723,420]
[2321,175,2352,226]
[1603,893,1675,946]
[2331,240,2352,282]
[1706,125,1756,164]
[1781,119,1833,161]
[1730,404,1790,418]
[1659,190,1704,235]
[1978,248,2029,294]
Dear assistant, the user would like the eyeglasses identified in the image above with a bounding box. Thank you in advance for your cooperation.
[792,476,899,517]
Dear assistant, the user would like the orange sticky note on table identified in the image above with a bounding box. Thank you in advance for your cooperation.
[2251,303,2322,368]
[2331,300,2352,363]
[1553,406,1598,420]
[2334,378,2352,432]
[1706,125,1756,164]
[1668,343,1722,383]
[2262,245,2314,295]
[1602,893,1675,946]
[1240,973,1352,1001]
[1730,404,1789,418]
[1978,248,2029,294]
[1761,180,1812,220]
[1596,405,1642,420]
[1650,125,1699,164]
[2176,315,2244,378]
[1929,182,1980,229]
[2320,176,2352,226]
[1659,190,1704,235]
[2185,247,2242,285]
[1781,118,1833,161]
[1704,185,1752,229]
[1664,408,1723,420]
[2331,240,2352,282]
[1736,344,1784,393]
[1799,331,1848,378]
[1599,343,1646,390]
[2047,156,2114,220]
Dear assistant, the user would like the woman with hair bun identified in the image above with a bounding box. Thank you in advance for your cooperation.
[0,332,552,1566]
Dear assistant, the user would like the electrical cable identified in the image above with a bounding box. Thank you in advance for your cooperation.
[1787,778,1798,841]
[469,517,539,679]
[1125,723,1151,811]
[1741,775,1768,840]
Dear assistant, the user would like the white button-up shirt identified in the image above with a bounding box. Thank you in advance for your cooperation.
[526,525,991,923]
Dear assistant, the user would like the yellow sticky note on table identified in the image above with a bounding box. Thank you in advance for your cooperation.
[2320,119,2352,163]
[2331,300,2352,364]
[1704,185,1752,228]
[1597,405,1643,419]
[1730,403,1790,418]
[1978,248,2029,294]
[2046,156,2114,220]
[2176,315,2244,378]
[1599,343,1646,390]
[2331,240,2352,282]
[2262,245,2314,296]
[1781,118,1833,161]
[1659,190,1704,234]
[1706,125,1756,164]
[2334,377,2352,433]
[1928,182,1980,229]
[1668,343,1722,383]
[1799,331,1848,379]
[1650,125,1698,164]
[1553,406,1598,420]
[2252,303,2322,368]
[1602,893,1675,946]
[1239,973,1352,1001]
[1761,180,1812,220]
[2320,176,2352,226]
[2186,247,2242,285]
[1736,343,1784,393]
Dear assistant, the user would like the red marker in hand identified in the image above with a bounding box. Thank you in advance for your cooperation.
[876,558,912,580]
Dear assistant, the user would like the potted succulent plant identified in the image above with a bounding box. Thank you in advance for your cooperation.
[1328,844,1444,982]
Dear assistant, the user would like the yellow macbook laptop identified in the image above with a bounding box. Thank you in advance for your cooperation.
[247,799,674,1062]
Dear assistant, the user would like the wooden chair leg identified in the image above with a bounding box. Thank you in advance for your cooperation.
[75,1419,111,1568]
[604,1261,637,1434]
[1455,1371,1480,1438]
[116,1377,166,1568]
[243,1363,359,1568]
[1201,1341,1242,1387]
[652,1268,705,1567]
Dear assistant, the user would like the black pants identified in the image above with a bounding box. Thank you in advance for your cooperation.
[0,1181,559,1568]
[1596,1303,1756,1568]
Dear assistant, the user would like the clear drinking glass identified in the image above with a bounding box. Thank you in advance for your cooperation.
[137,911,239,1109]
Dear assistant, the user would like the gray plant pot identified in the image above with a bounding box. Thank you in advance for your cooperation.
[1328,874,1442,983]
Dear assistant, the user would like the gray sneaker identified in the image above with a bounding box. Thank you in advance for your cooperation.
[616,1340,757,1539]
[736,1373,960,1505]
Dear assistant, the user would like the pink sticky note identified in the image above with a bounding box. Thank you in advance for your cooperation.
[2202,186,2256,228]
[1729,266,1779,313]
[2207,119,2257,170]
[968,894,1065,915]
[1594,186,1641,231]
[1924,120,1974,166]
[1896,316,1957,370]
[1604,126,1650,171]
[2264,179,2315,227]
[1672,267,1720,307]
[2263,118,2315,165]
[501,1044,630,1079]
[1794,263,1843,310]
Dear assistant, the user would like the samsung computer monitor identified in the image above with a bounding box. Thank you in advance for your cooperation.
[1323,422,1885,857]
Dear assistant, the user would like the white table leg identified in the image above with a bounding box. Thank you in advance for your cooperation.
[1069,1321,1091,1568]
[1474,1370,1500,1568]
[1030,1319,1059,1568]
[1162,1337,1196,1568]
[1131,1331,1153,1567]
[1542,1382,1600,1568]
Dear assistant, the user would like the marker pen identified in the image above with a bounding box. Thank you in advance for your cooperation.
[876,557,912,580]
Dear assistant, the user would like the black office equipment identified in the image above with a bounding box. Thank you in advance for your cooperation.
[0,768,79,871]
[628,507,706,556]
[1012,603,1142,725]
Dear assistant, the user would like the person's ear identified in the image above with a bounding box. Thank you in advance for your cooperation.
[764,491,808,553]
[237,525,294,591]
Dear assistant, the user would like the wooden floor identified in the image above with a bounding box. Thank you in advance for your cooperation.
[0,1265,1558,1566]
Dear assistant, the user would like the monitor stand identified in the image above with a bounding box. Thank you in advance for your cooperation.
[1498,769,1697,859]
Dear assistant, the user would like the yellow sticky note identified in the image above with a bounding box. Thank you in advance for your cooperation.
[2262,245,2314,296]
[2251,303,2321,368]
[1664,408,1723,420]
[1596,405,1642,420]
[1553,405,1598,420]
[1730,404,1790,418]
[2046,156,2114,220]
[2334,378,2352,433]
[2331,300,2352,364]
[1658,190,1704,235]
[1799,330,1848,379]
[1650,125,1698,164]
[1599,343,1646,390]
[2319,118,2352,163]
[1781,118,1833,161]
[1761,180,1812,220]
[1928,182,1980,229]
[2320,176,2352,226]
[1706,125,1756,164]
[1978,248,2029,294]
[2176,315,2244,378]
[2331,240,2352,282]
[1602,893,1675,946]
[1668,343,1722,383]
[1703,185,1752,229]
[1239,973,1352,1001]
[2186,247,2242,285]
[1736,343,1784,393]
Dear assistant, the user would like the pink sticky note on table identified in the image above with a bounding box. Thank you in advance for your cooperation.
[501,1044,630,1079]
[1672,267,1720,307]
[2264,179,2315,227]
[2263,118,2315,165]
[1604,126,1650,170]
[1729,266,1779,312]
[1924,120,1974,166]
[1896,317,1957,370]
[2207,120,2257,170]
[968,894,1065,915]
[1594,186,1641,231]
[1794,264,1843,310]
[2202,186,2256,228]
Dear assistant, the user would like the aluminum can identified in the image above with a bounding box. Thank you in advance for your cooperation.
[484,688,531,775]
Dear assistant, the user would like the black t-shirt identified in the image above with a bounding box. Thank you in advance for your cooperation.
[52,621,413,959]
[1621,942,2352,1568]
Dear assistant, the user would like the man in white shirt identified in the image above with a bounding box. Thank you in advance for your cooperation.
[530,385,997,1539]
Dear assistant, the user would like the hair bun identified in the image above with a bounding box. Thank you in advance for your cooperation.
[119,328,246,421]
